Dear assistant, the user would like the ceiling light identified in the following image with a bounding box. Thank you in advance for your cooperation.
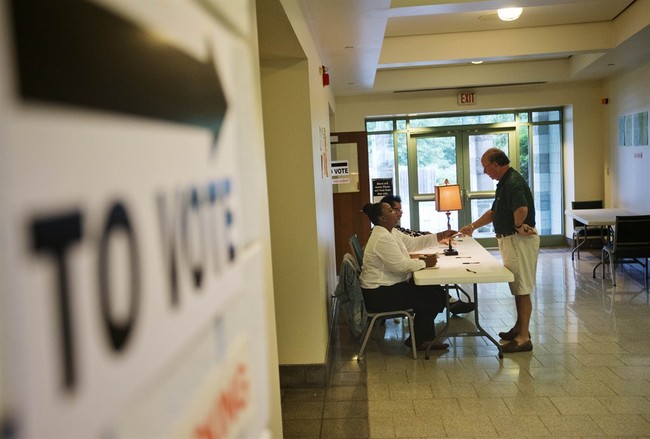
[471,60,483,65]
[497,7,522,21]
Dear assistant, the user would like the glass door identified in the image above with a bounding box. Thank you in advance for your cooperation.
[408,129,516,238]
[408,133,463,233]
[464,129,516,241]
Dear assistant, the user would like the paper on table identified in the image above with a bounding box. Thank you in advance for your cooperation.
[410,246,445,257]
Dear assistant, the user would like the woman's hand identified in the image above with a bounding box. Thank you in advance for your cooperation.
[422,254,438,268]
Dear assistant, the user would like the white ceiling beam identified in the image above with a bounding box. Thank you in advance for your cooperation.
[379,22,613,67]
[373,58,571,93]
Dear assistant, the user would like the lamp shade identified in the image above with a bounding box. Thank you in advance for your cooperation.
[435,184,463,212]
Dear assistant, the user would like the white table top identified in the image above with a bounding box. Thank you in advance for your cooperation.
[413,237,514,285]
[565,208,637,226]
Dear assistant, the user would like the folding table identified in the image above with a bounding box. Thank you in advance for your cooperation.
[565,208,636,277]
[413,236,514,359]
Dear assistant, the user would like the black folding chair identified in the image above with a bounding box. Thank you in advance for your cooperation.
[601,215,650,291]
[571,200,608,260]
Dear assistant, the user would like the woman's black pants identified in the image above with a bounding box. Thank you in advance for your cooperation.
[361,281,446,345]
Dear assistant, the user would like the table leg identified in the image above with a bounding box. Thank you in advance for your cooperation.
[425,284,503,359]
[593,228,612,279]
[470,284,503,359]
[425,286,451,360]
[592,260,603,278]
[571,224,590,261]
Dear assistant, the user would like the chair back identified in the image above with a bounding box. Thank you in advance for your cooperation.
[349,234,364,270]
[612,215,650,258]
[571,200,603,227]
[334,254,368,337]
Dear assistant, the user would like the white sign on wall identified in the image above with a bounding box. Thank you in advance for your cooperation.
[331,160,350,184]
[0,0,271,437]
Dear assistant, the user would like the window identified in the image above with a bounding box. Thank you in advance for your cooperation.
[366,109,564,244]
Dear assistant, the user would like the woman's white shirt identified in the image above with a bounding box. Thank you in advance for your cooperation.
[359,227,438,289]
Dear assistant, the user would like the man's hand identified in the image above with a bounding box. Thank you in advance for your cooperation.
[459,224,474,236]
[436,229,458,242]
[515,224,537,236]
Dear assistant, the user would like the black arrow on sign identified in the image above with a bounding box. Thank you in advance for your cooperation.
[10,0,227,146]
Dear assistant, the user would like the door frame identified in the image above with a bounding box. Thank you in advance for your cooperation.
[407,127,517,244]
[331,131,370,272]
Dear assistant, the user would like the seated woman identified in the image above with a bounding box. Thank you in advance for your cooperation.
[360,201,455,350]
[379,194,431,237]
[379,194,476,316]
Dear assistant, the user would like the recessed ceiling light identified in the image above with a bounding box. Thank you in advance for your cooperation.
[497,7,523,21]
[471,61,483,65]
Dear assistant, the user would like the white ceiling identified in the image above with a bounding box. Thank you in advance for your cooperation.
[295,0,650,96]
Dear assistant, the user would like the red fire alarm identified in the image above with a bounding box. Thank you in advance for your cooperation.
[320,65,329,87]
[601,97,609,104]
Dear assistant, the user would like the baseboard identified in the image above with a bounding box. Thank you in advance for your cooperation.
[278,292,339,389]
[279,363,329,388]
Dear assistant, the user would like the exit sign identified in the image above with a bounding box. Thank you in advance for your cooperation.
[458,91,475,105]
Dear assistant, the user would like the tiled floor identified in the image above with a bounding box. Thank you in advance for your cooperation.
[281,247,650,438]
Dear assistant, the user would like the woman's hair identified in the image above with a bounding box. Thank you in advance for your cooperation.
[362,202,385,226]
[484,147,510,166]
[380,194,401,207]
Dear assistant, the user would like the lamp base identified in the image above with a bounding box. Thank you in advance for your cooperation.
[443,248,458,256]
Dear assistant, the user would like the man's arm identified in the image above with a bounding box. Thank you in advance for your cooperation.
[513,206,536,235]
[459,209,494,236]
[513,206,528,228]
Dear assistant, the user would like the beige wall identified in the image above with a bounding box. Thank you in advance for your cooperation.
[259,0,336,366]
[333,81,608,237]
[604,62,650,213]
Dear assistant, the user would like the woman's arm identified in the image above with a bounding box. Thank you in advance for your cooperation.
[377,234,426,273]
[398,230,439,252]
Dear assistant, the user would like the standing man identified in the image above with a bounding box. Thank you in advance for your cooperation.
[459,148,540,353]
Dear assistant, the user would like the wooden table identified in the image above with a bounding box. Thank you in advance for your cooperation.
[413,237,514,359]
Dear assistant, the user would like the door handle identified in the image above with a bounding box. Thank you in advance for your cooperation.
[412,194,436,202]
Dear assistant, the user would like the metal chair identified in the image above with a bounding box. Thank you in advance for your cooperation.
[358,307,417,360]
[349,233,364,269]
[347,235,417,359]
[601,215,650,290]
[571,200,608,260]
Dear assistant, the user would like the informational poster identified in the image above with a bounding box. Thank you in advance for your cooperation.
[331,142,359,193]
[320,126,330,177]
[619,111,649,146]
[372,178,394,202]
[634,111,649,146]
[331,160,350,184]
[0,0,272,437]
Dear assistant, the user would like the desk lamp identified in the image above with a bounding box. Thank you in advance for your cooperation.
[435,179,463,256]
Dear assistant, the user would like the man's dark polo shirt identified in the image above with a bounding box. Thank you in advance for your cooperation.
[491,167,536,235]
